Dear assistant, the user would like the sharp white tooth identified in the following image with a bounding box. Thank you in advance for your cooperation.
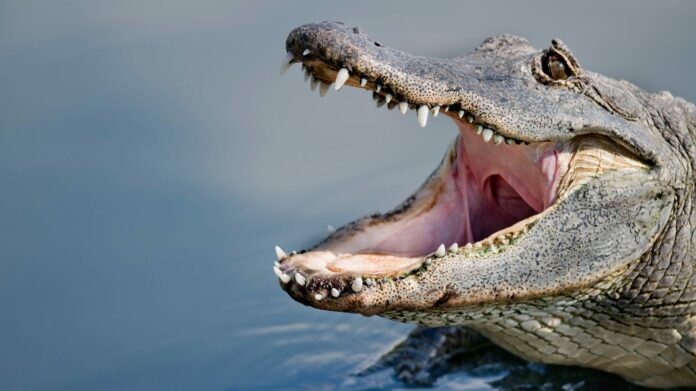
[360,78,367,87]
[334,68,349,91]
[398,101,408,114]
[310,76,319,91]
[506,138,515,145]
[464,243,473,250]
[375,84,381,93]
[435,243,446,258]
[475,124,483,134]
[482,128,494,142]
[319,82,330,97]
[302,48,311,56]
[493,134,504,145]
[365,278,373,286]
[443,106,450,112]
[384,93,392,104]
[273,266,283,279]
[466,114,474,123]
[327,225,336,233]
[331,288,340,297]
[431,106,440,117]
[314,293,323,301]
[448,243,459,253]
[280,273,291,283]
[351,277,363,292]
[295,273,307,286]
[458,110,465,118]
[280,52,294,75]
[275,246,287,260]
[417,105,429,127]
[303,68,311,82]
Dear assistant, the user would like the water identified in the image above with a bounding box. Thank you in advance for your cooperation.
[1,1,695,389]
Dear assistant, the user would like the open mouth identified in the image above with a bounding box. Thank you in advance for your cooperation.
[274,27,647,305]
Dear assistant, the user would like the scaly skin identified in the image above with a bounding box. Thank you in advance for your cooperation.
[276,22,696,387]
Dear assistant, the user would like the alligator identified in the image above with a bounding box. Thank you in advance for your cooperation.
[273,21,696,388]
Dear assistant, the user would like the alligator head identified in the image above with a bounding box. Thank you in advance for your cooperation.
[274,22,696,387]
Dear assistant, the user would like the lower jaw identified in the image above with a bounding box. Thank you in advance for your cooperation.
[277,119,567,281]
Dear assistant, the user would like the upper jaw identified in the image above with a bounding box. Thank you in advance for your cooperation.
[285,21,672,169]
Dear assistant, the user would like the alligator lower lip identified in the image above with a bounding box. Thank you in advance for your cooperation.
[274,49,638,302]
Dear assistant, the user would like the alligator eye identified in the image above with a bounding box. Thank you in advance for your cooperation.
[542,53,570,80]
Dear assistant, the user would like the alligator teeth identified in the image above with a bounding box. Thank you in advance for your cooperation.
[398,102,408,114]
[448,243,459,253]
[464,243,473,250]
[466,115,474,123]
[417,105,429,127]
[374,94,386,108]
[493,134,504,145]
[435,243,446,257]
[375,84,382,93]
[351,277,363,292]
[458,110,465,118]
[384,93,392,104]
[482,128,494,142]
[295,273,307,286]
[506,138,515,145]
[443,106,450,112]
[314,293,323,301]
[302,48,311,56]
[431,106,440,117]
[273,265,290,283]
[475,124,483,134]
[275,245,287,260]
[334,68,349,91]
[310,76,319,91]
[280,52,294,75]
[365,278,374,286]
[331,288,340,297]
[327,225,336,233]
[319,82,331,97]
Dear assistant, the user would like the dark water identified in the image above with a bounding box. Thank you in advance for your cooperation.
[2,1,696,389]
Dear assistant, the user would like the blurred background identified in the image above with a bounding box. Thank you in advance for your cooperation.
[1,1,695,389]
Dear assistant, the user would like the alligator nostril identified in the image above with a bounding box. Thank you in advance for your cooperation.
[353,26,362,34]
[374,41,382,47]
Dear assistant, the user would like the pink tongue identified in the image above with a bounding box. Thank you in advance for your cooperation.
[328,254,423,275]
